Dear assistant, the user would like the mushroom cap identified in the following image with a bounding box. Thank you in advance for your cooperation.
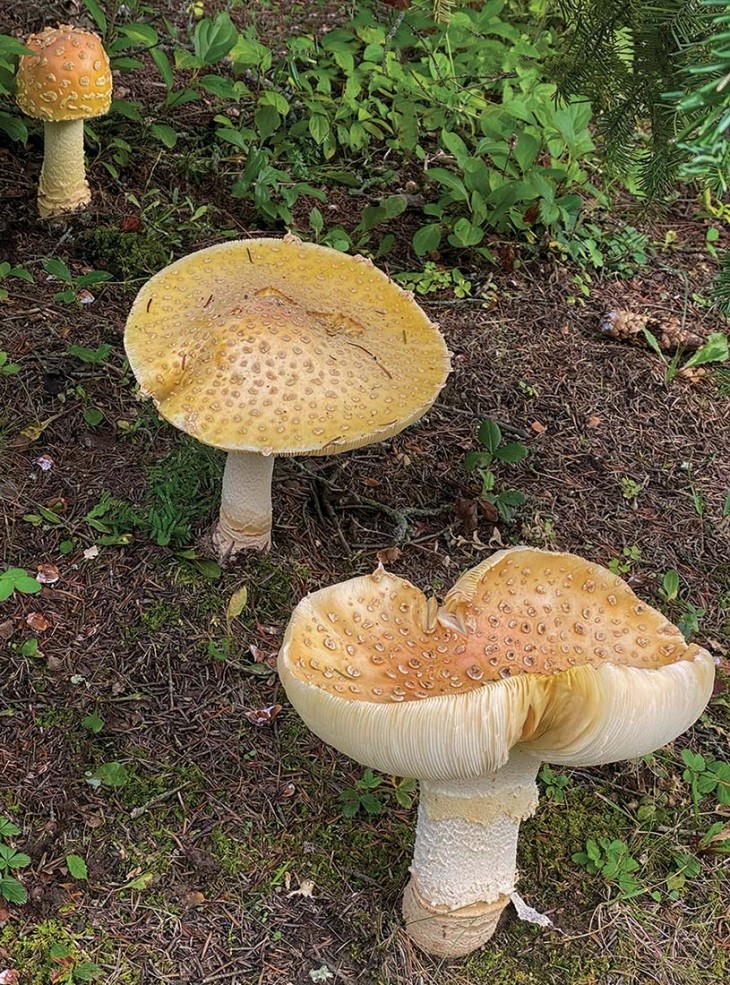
[123,237,451,455]
[15,25,111,123]
[277,548,715,781]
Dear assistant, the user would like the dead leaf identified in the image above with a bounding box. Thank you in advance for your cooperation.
[376,546,402,565]
[245,704,282,727]
[36,564,60,584]
[477,499,499,524]
[226,585,248,633]
[82,545,100,560]
[454,497,478,533]
[0,620,14,641]
[586,415,602,428]
[182,890,205,908]
[0,970,20,984]
[26,612,50,632]
[362,477,380,488]
[279,782,296,798]
[20,412,64,442]
[35,454,54,471]
[531,420,546,434]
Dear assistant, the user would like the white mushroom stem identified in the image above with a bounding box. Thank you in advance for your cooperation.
[212,451,275,558]
[38,120,91,218]
[402,750,540,957]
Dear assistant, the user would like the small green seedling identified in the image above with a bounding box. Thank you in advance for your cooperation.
[0,567,42,601]
[81,712,104,734]
[66,854,88,881]
[0,351,21,375]
[0,260,33,300]
[681,749,730,812]
[43,257,112,304]
[85,761,129,789]
[48,944,102,983]
[394,262,472,298]
[538,765,571,803]
[607,544,642,575]
[619,476,642,502]
[0,817,30,904]
[572,837,643,899]
[339,769,417,818]
[465,419,529,522]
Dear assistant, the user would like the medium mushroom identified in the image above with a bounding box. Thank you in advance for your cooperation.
[277,547,715,957]
[124,236,450,558]
[15,24,112,218]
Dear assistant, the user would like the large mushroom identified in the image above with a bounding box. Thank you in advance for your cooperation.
[277,547,715,957]
[15,24,112,218]
[124,236,450,558]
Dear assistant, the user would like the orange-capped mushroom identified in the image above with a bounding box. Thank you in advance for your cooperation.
[16,25,111,216]
[278,548,715,956]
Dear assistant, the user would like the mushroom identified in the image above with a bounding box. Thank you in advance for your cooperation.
[124,236,450,558]
[15,24,112,218]
[277,547,715,957]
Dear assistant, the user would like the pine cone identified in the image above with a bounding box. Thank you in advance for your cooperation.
[600,309,704,351]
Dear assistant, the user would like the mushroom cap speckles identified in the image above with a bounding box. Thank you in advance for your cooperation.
[123,238,451,454]
[16,25,111,122]
[281,548,695,704]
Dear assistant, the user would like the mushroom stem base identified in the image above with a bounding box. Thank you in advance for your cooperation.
[402,879,508,958]
[212,451,274,559]
[39,120,91,218]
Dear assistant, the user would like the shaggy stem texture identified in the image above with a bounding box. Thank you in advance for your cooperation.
[403,750,540,956]
[39,120,91,218]
[212,451,275,558]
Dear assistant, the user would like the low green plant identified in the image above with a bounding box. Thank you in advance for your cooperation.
[42,258,113,305]
[0,260,34,300]
[681,749,730,812]
[0,351,21,375]
[643,329,729,385]
[339,769,417,818]
[619,476,642,502]
[85,762,130,790]
[0,35,32,141]
[0,817,30,904]
[572,837,643,899]
[538,766,571,803]
[465,419,530,522]
[394,262,472,298]
[607,544,642,575]
[0,567,41,601]
[46,944,102,983]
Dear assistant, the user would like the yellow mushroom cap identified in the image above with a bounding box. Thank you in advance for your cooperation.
[123,237,451,455]
[278,548,715,780]
[15,25,111,122]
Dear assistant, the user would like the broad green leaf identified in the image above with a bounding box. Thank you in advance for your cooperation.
[682,332,728,369]
[494,442,529,463]
[226,585,248,629]
[43,258,72,282]
[149,47,174,90]
[66,854,88,880]
[150,123,179,149]
[662,569,680,601]
[412,223,442,256]
[118,23,159,47]
[0,875,28,904]
[478,419,502,454]
[83,0,107,33]
[194,13,238,66]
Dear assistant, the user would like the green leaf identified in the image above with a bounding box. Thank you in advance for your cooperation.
[0,875,28,904]
[82,712,104,734]
[412,223,442,256]
[83,0,107,34]
[43,258,72,282]
[0,111,28,143]
[0,846,30,869]
[255,105,281,142]
[67,343,113,364]
[83,407,105,427]
[93,762,129,787]
[73,963,103,982]
[662,569,680,601]
[478,419,502,453]
[194,13,238,66]
[682,332,728,370]
[149,47,174,90]
[0,818,20,837]
[427,167,469,202]
[449,218,484,248]
[66,854,88,880]
[722,491,730,518]
[118,23,159,47]
[150,123,179,149]
[494,442,529,463]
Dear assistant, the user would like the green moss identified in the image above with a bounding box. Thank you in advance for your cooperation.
[209,824,255,876]
[34,705,75,729]
[140,601,184,633]
[0,920,139,985]
[465,930,612,983]
[82,225,170,281]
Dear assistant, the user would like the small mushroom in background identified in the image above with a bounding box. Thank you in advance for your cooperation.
[277,547,715,957]
[124,236,451,559]
[15,24,112,218]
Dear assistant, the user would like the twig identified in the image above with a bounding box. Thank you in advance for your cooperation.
[129,783,190,820]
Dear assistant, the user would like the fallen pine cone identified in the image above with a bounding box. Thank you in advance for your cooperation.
[600,309,705,351]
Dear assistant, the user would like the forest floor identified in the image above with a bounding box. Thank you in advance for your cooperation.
[1,2,729,984]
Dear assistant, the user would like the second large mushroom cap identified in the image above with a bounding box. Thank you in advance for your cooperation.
[278,547,715,956]
[124,236,451,557]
